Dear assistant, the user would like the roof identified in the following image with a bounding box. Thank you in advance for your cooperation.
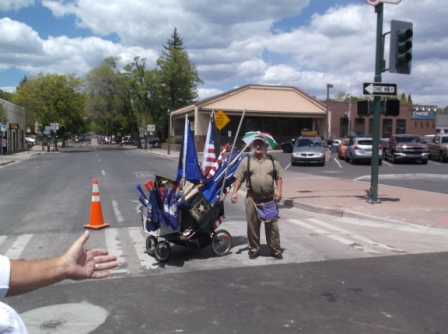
[171,84,328,117]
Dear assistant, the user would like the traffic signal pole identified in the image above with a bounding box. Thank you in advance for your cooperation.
[368,3,384,204]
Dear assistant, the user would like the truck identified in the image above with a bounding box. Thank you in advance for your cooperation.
[384,134,428,164]
[427,134,448,162]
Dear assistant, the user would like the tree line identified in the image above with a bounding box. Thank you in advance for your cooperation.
[6,28,202,147]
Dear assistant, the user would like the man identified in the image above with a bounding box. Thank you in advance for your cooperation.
[0,231,118,333]
[231,135,284,259]
[1,137,6,154]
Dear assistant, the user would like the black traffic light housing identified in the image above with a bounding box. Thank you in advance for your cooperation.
[382,99,400,117]
[357,100,372,117]
[389,20,413,75]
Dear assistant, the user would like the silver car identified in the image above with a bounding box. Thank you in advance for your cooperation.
[291,137,326,166]
[345,137,382,165]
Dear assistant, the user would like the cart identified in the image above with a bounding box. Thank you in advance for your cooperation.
[140,186,232,263]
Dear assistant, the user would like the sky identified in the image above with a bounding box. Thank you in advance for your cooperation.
[1,0,447,108]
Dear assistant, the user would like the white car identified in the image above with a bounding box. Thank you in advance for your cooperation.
[25,137,36,144]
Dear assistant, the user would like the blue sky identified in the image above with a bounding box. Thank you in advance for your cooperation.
[1,0,447,107]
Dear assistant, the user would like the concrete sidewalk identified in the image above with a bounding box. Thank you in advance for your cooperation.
[3,145,447,229]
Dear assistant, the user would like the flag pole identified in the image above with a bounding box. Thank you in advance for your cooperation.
[182,114,188,188]
[219,109,246,200]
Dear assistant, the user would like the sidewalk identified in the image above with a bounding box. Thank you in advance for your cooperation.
[3,145,447,229]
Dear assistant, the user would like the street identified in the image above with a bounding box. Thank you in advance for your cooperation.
[1,148,448,333]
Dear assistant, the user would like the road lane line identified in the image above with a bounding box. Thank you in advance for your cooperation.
[128,227,158,269]
[112,201,124,223]
[289,219,380,255]
[0,236,6,247]
[5,234,33,259]
[102,170,105,175]
[333,158,342,168]
[105,228,127,275]
[306,218,405,253]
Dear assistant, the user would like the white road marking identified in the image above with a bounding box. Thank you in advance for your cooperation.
[285,163,291,170]
[306,218,405,253]
[0,236,6,246]
[98,159,101,162]
[382,160,393,166]
[5,234,33,259]
[105,228,127,275]
[128,227,159,269]
[112,201,124,223]
[102,170,105,175]
[333,158,342,168]
[429,160,441,166]
[289,219,380,255]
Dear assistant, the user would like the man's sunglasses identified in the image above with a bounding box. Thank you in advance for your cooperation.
[253,141,265,147]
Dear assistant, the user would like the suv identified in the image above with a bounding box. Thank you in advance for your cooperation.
[291,136,325,166]
[345,136,382,165]
[427,134,448,162]
[281,138,297,153]
[384,134,428,164]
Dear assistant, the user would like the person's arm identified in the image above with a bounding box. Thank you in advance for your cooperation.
[231,179,242,204]
[6,231,117,297]
[275,178,282,202]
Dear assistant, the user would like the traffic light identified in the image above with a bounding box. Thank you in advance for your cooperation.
[389,20,413,75]
[382,99,400,117]
[357,100,372,117]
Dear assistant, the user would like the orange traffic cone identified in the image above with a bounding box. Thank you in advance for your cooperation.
[84,179,110,230]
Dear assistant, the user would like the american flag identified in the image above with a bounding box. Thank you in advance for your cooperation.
[206,143,230,179]
[202,113,220,175]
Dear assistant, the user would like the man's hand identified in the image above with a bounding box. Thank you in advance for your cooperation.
[231,193,238,204]
[64,231,118,280]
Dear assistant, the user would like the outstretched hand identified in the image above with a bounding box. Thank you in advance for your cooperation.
[64,231,118,280]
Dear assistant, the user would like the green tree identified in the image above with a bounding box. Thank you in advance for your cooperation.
[12,72,85,137]
[0,89,13,102]
[0,101,8,124]
[407,94,413,104]
[84,57,141,146]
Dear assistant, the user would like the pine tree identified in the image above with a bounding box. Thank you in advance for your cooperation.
[162,28,184,56]
[407,94,413,104]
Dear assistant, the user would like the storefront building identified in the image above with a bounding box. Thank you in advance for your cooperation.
[326,101,437,140]
[170,85,327,151]
[0,98,26,153]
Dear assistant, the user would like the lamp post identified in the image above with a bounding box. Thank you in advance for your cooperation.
[167,109,171,155]
[326,83,333,140]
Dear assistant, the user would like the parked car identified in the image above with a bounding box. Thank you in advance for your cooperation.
[330,139,341,150]
[337,138,350,160]
[281,138,297,153]
[427,134,448,162]
[384,134,428,164]
[345,136,382,165]
[122,135,133,145]
[147,138,161,148]
[25,137,36,145]
[379,138,389,160]
[291,136,326,166]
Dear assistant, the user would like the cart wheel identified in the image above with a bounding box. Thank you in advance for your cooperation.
[155,241,171,262]
[146,235,157,256]
[211,230,232,256]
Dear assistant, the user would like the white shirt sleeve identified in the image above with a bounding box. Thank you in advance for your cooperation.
[0,255,11,299]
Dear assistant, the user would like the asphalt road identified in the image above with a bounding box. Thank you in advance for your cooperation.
[2,148,448,333]
[272,150,448,195]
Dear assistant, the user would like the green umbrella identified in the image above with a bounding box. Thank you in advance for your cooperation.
[242,131,278,149]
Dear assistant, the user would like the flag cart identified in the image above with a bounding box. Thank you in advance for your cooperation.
[136,111,248,262]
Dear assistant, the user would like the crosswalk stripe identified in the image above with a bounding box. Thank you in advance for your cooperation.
[306,218,406,254]
[0,236,6,247]
[105,228,127,275]
[5,234,33,259]
[289,219,381,255]
[128,227,158,270]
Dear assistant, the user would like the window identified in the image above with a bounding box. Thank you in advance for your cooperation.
[245,117,257,132]
[354,118,365,135]
[261,118,273,135]
[382,119,393,138]
[340,118,349,138]
[396,119,406,134]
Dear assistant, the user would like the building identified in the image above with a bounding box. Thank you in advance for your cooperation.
[326,101,437,140]
[0,98,26,153]
[436,114,448,134]
[170,85,327,151]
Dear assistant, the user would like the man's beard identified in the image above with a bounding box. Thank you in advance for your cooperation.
[251,147,267,159]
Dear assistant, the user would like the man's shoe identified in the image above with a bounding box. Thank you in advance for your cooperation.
[272,253,283,260]
[248,251,259,259]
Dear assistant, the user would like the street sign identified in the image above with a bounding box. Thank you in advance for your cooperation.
[0,124,5,132]
[45,126,50,130]
[363,82,397,96]
[365,0,401,5]
[50,123,59,131]
[147,124,155,132]
[215,110,230,130]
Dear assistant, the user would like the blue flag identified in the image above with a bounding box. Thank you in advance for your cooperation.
[176,116,203,185]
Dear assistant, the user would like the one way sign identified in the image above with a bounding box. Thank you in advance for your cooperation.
[363,82,397,96]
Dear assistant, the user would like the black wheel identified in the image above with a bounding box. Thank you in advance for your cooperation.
[155,241,171,262]
[282,146,289,153]
[391,154,396,164]
[211,230,232,256]
[440,152,445,163]
[422,159,428,165]
[146,235,157,256]
[379,159,382,166]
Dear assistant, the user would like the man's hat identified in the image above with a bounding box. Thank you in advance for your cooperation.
[252,135,267,144]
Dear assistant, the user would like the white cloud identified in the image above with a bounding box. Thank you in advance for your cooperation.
[0,0,34,12]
